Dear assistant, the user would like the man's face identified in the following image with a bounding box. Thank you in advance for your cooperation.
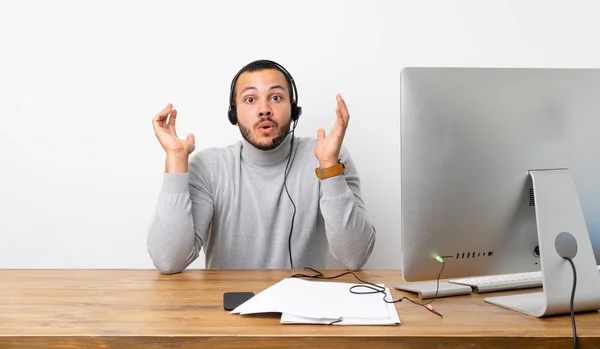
[234,69,292,151]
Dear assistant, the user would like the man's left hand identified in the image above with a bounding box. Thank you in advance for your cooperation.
[315,94,350,168]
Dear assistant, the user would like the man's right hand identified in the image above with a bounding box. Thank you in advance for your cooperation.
[153,103,195,173]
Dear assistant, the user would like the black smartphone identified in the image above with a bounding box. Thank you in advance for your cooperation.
[223,291,255,310]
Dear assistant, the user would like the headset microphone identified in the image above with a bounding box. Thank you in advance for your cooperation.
[272,120,298,146]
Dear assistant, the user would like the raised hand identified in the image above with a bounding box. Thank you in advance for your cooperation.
[152,103,195,155]
[314,94,350,168]
[152,103,195,173]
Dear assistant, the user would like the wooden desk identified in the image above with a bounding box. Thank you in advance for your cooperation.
[0,269,598,348]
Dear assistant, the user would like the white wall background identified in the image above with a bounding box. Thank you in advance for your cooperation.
[1,0,599,270]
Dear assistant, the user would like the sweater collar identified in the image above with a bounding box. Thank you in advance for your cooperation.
[240,134,293,166]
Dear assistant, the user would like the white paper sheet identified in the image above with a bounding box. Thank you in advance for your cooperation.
[230,277,401,325]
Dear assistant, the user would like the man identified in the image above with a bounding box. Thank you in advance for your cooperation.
[147,59,375,274]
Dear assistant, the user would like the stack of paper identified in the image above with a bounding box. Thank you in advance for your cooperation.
[230,277,401,325]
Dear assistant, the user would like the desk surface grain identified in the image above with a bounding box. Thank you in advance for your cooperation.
[0,269,598,349]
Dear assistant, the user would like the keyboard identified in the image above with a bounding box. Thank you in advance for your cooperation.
[448,265,600,293]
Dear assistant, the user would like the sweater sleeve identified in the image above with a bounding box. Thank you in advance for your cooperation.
[319,146,376,270]
[147,154,214,274]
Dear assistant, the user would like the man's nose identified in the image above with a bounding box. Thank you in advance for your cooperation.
[258,101,272,117]
[258,109,272,117]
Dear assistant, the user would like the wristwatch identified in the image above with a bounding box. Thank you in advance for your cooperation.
[315,160,345,179]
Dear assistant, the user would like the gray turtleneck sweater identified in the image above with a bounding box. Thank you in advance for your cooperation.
[147,135,376,274]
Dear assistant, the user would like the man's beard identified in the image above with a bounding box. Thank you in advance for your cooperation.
[239,118,291,151]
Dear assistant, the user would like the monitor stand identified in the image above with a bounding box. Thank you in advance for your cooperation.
[485,169,600,317]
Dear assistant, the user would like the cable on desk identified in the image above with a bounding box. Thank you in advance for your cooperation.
[290,258,450,319]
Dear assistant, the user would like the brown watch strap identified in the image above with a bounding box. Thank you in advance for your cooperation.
[315,161,345,179]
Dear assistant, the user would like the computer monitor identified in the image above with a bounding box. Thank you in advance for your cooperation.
[399,67,600,317]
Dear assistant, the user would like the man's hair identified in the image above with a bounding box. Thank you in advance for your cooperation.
[230,60,295,103]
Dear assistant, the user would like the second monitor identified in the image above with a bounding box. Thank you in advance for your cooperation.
[399,67,600,317]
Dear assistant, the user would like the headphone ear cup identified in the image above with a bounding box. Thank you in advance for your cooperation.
[228,106,237,125]
[291,103,301,121]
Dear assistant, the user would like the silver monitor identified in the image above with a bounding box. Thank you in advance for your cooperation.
[399,67,600,317]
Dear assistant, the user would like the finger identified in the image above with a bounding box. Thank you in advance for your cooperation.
[155,103,173,120]
[336,94,350,125]
[330,104,348,140]
[333,105,347,136]
[317,128,326,141]
[152,116,162,131]
[153,114,167,132]
[159,103,173,115]
[187,134,196,153]
[335,105,344,125]
[167,109,178,135]
[153,103,173,128]
[186,133,195,144]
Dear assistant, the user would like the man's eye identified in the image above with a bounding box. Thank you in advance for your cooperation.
[245,97,255,103]
[272,95,281,102]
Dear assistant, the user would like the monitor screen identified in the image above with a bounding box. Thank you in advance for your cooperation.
[399,67,600,316]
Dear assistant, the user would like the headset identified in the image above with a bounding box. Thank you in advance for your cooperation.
[227,59,302,126]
